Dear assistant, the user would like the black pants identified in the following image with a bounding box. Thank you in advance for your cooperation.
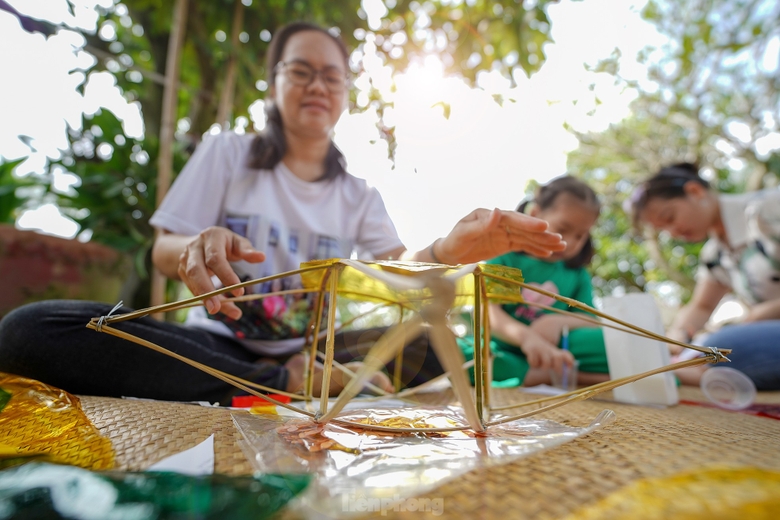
[0,300,443,404]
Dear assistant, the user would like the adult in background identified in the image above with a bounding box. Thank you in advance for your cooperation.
[630,162,780,390]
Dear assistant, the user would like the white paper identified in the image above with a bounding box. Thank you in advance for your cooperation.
[147,434,214,476]
[601,294,679,406]
[518,384,568,396]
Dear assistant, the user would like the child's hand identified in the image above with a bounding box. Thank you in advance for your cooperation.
[528,315,566,344]
[284,355,393,396]
[520,329,575,373]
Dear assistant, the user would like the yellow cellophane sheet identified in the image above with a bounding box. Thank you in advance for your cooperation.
[0,372,114,470]
[567,466,780,520]
[299,259,525,309]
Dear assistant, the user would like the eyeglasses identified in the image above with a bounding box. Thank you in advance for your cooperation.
[274,61,350,93]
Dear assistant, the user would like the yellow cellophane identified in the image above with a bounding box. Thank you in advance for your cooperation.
[0,372,114,470]
[299,259,525,309]
[567,466,780,520]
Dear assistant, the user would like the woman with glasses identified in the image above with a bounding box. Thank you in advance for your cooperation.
[0,22,564,403]
[629,162,780,390]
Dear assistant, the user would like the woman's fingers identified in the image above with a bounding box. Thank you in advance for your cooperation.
[230,234,266,264]
[179,243,220,313]
[178,227,266,318]
[504,215,566,254]
[439,207,566,264]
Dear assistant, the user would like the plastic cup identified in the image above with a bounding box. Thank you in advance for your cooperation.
[550,360,579,392]
[700,367,756,410]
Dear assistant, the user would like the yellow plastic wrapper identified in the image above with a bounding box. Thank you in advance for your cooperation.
[0,372,114,470]
[299,259,526,311]
[567,466,780,520]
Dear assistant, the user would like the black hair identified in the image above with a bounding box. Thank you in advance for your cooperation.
[629,163,710,228]
[247,21,350,180]
[516,175,601,269]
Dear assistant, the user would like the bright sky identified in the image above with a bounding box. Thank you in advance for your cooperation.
[0,0,662,252]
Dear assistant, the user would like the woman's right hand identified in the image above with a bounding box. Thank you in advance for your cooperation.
[433,208,566,264]
[177,226,266,319]
[520,329,575,373]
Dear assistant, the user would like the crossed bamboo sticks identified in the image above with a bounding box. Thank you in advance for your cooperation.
[87,259,731,434]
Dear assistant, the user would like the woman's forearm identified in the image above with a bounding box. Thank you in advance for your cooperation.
[669,303,713,339]
[744,298,780,322]
[669,276,731,338]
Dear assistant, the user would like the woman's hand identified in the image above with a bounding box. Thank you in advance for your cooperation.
[176,226,266,319]
[434,208,566,265]
[519,329,575,373]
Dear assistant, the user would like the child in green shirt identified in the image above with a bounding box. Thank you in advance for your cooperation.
[460,176,609,387]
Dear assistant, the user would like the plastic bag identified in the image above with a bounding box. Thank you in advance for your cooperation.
[0,373,114,470]
[233,404,615,518]
[0,462,311,520]
[565,466,780,519]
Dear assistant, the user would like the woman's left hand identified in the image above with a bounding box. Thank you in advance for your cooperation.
[435,208,565,265]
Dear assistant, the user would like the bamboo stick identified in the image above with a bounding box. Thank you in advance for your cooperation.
[393,303,404,392]
[424,276,485,432]
[306,267,331,400]
[318,266,342,414]
[89,317,725,433]
[314,351,390,397]
[486,356,718,425]
[85,259,735,435]
[215,0,244,128]
[472,272,485,422]
[315,316,425,424]
[480,273,492,421]
[87,322,315,417]
[494,298,682,344]
[150,0,189,315]
[93,264,328,325]
[485,273,725,357]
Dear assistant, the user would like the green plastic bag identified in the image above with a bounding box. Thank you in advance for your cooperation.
[0,462,310,519]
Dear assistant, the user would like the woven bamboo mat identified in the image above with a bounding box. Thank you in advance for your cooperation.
[79,386,780,519]
[79,396,254,475]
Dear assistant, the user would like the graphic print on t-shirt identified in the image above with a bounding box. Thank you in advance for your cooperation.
[210,211,353,340]
[514,281,560,323]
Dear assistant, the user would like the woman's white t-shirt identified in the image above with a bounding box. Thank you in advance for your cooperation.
[697,189,780,305]
[149,131,403,355]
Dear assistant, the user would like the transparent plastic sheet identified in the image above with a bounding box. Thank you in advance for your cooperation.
[233,405,615,518]
[0,462,311,520]
[0,373,114,470]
